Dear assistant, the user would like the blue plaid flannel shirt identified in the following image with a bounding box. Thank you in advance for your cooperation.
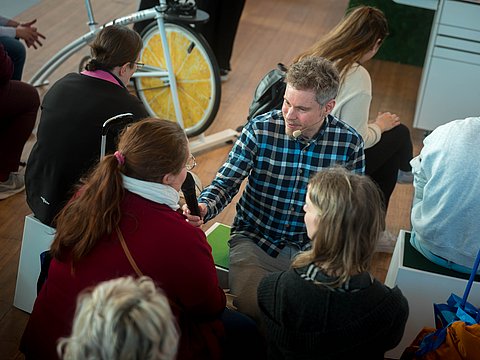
[200,110,365,257]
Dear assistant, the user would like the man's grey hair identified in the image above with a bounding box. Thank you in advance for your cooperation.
[57,276,179,360]
[286,56,339,106]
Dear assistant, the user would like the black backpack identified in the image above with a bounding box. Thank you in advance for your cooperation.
[247,63,287,121]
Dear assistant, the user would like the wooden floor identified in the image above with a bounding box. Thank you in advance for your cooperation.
[0,0,424,357]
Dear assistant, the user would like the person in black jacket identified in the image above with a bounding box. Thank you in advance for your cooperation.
[257,166,409,359]
[25,25,148,226]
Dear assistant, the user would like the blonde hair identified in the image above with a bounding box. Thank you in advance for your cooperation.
[57,276,179,360]
[292,167,385,287]
[293,6,388,81]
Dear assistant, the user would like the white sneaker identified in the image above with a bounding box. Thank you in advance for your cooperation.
[220,69,230,82]
[0,172,25,200]
[375,230,397,253]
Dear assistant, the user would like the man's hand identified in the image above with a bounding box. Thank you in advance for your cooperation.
[15,19,46,49]
[183,202,207,227]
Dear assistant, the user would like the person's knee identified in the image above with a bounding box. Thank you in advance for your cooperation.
[394,123,411,139]
[13,80,40,109]
[1,38,26,61]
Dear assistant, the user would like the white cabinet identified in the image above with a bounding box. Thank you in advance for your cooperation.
[412,0,480,131]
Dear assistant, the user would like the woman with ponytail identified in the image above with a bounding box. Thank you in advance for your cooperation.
[25,24,148,227]
[21,118,238,360]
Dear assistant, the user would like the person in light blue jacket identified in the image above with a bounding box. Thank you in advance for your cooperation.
[410,116,480,273]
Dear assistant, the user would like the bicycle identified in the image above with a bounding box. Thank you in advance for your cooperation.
[29,0,238,148]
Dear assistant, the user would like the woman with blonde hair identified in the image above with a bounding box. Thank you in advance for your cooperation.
[257,166,409,359]
[58,276,179,360]
[294,6,414,217]
[21,118,239,359]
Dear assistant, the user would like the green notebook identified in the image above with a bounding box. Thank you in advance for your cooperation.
[205,222,231,269]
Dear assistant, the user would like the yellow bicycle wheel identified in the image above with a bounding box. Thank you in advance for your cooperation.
[134,22,221,137]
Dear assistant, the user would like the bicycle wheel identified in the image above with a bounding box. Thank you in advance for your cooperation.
[134,21,221,138]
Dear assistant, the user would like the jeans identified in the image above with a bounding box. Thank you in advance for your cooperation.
[410,231,479,274]
[0,36,26,80]
[228,234,300,323]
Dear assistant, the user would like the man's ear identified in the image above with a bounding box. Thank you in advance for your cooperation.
[324,99,336,115]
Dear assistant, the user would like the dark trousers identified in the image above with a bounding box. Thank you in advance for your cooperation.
[0,80,39,180]
[195,0,245,70]
[133,0,245,70]
[0,37,26,81]
[365,123,413,209]
[221,308,266,360]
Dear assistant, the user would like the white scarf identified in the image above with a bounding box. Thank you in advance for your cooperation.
[121,174,180,211]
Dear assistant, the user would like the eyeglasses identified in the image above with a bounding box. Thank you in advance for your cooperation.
[185,154,196,171]
[133,61,144,70]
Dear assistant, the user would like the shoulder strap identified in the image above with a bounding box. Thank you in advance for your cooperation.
[116,226,143,277]
[116,226,184,314]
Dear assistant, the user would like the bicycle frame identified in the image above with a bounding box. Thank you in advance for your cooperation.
[29,0,185,127]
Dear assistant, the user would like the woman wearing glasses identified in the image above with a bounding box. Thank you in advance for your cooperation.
[21,118,263,360]
[25,25,148,227]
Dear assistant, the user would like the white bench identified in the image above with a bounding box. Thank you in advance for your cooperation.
[384,230,480,359]
[13,214,56,313]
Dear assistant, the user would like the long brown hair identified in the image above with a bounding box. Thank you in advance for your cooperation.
[292,166,385,287]
[293,6,388,81]
[50,118,189,263]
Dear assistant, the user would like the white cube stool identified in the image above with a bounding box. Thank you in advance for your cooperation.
[384,230,480,359]
[13,214,56,313]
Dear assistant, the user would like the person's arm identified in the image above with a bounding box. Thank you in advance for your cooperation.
[198,121,258,222]
[0,17,46,48]
[410,154,425,208]
[0,16,19,37]
[334,65,400,148]
[348,136,366,175]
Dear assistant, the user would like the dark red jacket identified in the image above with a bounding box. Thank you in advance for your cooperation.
[21,191,226,359]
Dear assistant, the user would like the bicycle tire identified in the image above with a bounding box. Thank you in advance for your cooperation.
[134,21,221,138]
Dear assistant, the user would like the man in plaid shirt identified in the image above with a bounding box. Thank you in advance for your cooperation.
[184,56,365,322]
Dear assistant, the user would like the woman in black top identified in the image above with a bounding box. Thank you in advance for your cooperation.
[257,166,409,359]
[25,25,148,226]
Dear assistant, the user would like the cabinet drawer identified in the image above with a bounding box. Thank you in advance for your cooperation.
[414,56,480,131]
[441,1,480,32]
[435,35,480,54]
[433,46,480,64]
[437,24,480,42]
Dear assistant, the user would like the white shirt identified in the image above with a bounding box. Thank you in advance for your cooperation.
[331,64,381,149]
